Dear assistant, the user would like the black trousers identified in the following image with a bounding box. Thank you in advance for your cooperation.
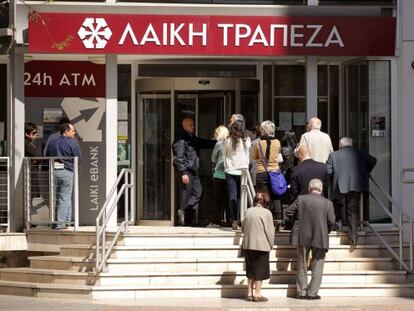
[177,173,203,225]
[225,173,241,223]
[334,191,361,241]
[213,177,228,225]
[256,172,282,220]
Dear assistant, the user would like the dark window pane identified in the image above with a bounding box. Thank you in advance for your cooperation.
[0,64,6,156]
[241,91,259,130]
[274,65,305,97]
[329,65,339,150]
[318,65,328,97]
[263,65,273,120]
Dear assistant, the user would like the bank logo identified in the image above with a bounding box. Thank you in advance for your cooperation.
[78,18,112,49]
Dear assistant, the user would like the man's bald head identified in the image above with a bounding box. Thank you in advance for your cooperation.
[297,145,312,163]
[309,117,322,130]
[182,118,195,134]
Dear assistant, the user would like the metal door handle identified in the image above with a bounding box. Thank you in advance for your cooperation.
[401,168,414,183]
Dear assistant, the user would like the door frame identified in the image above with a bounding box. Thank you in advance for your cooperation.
[135,77,259,226]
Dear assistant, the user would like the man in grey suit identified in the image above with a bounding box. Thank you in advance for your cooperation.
[326,137,377,246]
[285,179,336,300]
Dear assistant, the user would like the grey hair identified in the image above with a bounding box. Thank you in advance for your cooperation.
[260,120,276,137]
[308,178,323,194]
[339,137,353,148]
[309,117,322,130]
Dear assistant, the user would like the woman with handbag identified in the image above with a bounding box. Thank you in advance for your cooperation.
[242,191,275,302]
[252,120,285,230]
[223,114,251,230]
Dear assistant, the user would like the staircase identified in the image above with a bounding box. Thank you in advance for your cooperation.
[0,227,413,299]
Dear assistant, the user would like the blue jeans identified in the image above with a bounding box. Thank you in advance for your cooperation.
[54,169,73,228]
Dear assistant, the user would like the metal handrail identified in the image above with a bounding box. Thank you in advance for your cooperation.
[0,157,10,232]
[24,157,79,230]
[95,168,134,275]
[367,175,413,272]
[240,169,256,221]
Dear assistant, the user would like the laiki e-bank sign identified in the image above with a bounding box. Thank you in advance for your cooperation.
[29,14,396,56]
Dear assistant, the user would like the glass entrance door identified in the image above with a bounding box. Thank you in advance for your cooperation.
[175,92,233,225]
[344,61,392,223]
[136,77,259,226]
[138,94,172,224]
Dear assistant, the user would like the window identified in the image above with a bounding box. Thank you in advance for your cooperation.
[317,64,339,149]
[273,65,306,139]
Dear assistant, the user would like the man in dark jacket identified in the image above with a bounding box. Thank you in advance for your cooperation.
[172,118,215,226]
[285,179,336,300]
[290,145,328,200]
[326,137,377,245]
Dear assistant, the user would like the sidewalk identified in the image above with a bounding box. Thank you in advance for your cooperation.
[0,296,414,311]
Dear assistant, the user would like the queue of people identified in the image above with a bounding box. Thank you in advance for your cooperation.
[172,114,377,301]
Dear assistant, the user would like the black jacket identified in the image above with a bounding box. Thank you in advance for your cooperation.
[172,132,215,176]
[24,137,42,157]
[326,147,377,199]
[285,193,336,251]
[290,158,328,199]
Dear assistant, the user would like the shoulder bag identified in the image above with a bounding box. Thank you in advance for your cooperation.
[258,141,288,196]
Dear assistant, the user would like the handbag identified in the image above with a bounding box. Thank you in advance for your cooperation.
[258,141,288,196]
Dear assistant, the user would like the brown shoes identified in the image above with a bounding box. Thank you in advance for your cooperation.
[253,295,268,302]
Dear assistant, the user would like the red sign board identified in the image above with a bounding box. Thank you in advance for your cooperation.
[25,61,105,97]
[28,13,396,56]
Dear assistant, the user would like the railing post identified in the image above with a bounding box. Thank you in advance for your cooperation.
[359,192,364,231]
[124,172,129,233]
[73,157,79,231]
[6,158,10,232]
[131,170,135,224]
[24,158,30,230]
[399,212,403,270]
[49,158,55,225]
[410,220,413,272]
[96,220,100,273]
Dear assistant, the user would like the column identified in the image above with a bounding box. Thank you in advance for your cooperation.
[105,54,118,227]
[8,49,25,231]
[306,56,318,121]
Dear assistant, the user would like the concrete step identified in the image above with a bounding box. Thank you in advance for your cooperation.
[117,231,400,247]
[0,268,407,286]
[26,228,401,252]
[0,280,413,299]
[61,243,414,259]
[28,256,397,273]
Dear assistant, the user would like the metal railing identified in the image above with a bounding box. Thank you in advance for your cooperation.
[0,157,10,232]
[95,168,134,274]
[365,174,413,272]
[240,169,256,221]
[24,157,79,230]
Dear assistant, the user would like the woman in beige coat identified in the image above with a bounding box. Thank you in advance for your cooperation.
[242,192,275,302]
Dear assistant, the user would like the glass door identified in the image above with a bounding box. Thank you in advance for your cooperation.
[174,91,233,225]
[344,61,392,223]
[197,92,229,225]
[138,94,172,224]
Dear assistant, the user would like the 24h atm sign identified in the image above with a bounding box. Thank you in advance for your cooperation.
[29,13,396,56]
